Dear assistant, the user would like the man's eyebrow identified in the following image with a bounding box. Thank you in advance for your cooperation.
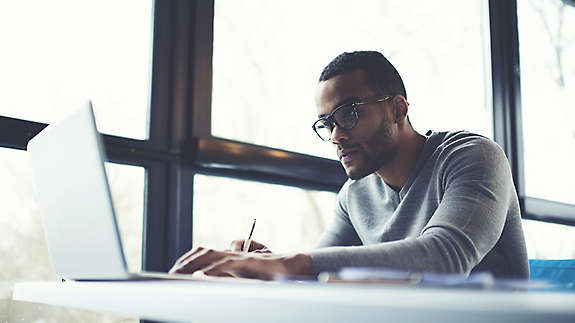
[318,96,360,118]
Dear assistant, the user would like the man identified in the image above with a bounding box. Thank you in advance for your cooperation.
[169,51,529,280]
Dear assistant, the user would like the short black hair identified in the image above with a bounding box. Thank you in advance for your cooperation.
[319,51,407,99]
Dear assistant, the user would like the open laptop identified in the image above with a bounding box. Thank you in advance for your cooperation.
[27,102,203,281]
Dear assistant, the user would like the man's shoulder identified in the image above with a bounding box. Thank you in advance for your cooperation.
[433,130,493,148]
[431,130,502,158]
[430,130,509,176]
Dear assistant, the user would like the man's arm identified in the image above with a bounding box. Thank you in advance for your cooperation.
[168,187,363,279]
[171,138,514,280]
[308,138,514,276]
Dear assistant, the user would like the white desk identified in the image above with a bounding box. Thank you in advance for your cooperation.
[13,280,575,323]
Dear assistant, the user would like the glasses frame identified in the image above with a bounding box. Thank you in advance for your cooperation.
[312,95,393,141]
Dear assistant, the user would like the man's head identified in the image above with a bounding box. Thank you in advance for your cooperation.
[314,51,411,180]
[319,51,407,100]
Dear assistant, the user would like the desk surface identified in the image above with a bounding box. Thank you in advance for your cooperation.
[13,280,575,323]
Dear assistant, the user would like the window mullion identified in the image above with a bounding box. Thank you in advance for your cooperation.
[488,0,525,199]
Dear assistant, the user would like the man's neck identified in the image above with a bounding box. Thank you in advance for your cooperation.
[375,131,426,192]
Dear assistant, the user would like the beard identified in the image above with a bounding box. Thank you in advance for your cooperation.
[345,117,398,180]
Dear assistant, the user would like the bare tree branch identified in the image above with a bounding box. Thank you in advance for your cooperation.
[528,0,566,87]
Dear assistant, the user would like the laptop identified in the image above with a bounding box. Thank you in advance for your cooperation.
[27,102,204,281]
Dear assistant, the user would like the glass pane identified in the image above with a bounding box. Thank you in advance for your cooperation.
[212,0,493,159]
[522,219,575,259]
[0,148,143,322]
[0,0,154,140]
[193,175,336,253]
[104,163,146,273]
[518,0,575,204]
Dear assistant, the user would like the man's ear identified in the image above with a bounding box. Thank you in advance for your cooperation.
[392,95,409,124]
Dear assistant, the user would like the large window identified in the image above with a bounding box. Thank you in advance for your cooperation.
[0,4,152,322]
[105,163,146,272]
[2,2,575,321]
[0,0,154,140]
[212,0,493,160]
[517,0,575,205]
[523,219,575,259]
[0,148,143,322]
[193,175,336,253]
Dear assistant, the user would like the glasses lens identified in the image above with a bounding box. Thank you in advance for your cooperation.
[314,119,332,141]
[334,104,357,129]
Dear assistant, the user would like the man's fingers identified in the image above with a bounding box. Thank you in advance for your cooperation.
[230,240,244,252]
[170,248,206,273]
[203,257,276,280]
[170,248,235,274]
[203,258,252,278]
[201,258,235,277]
[200,270,235,278]
[174,247,207,265]
[230,239,272,253]
[249,240,272,253]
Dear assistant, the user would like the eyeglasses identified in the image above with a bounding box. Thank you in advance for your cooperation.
[312,96,392,141]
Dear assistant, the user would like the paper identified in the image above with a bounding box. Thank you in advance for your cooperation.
[318,267,557,290]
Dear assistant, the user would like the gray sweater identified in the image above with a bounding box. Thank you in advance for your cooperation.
[309,131,529,279]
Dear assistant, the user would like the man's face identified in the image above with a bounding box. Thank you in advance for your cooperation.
[315,69,399,179]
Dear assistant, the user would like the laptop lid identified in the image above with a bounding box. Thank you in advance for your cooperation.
[27,102,131,280]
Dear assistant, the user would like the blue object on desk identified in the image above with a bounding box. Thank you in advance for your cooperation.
[529,259,575,290]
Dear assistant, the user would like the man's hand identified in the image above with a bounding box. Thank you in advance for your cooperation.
[168,247,313,280]
[229,239,272,253]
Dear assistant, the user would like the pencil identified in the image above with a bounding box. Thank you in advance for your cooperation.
[241,218,257,253]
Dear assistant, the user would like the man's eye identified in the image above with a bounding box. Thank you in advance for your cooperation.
[337,104,353,114]
[343,106,355,116]
[319,120,332,129]
[336,106,355,121]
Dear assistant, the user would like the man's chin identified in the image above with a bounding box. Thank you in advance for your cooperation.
[344,166,372,180]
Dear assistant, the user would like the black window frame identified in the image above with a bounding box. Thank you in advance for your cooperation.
[489,0,575,226]
[0,0,345,276]
[1,0,574,283]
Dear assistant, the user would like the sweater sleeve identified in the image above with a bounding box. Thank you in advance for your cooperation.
[314,181,363,248]
[309,138,513,276]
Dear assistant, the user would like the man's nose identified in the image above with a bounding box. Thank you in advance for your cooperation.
[330,124,350,144]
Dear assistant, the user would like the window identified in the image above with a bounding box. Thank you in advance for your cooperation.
[3,4,575,322]
[0,0,154,140]
[212,0,493,159]
[523,219,575,259]
[0,148,143,322]
[0,149,145,279]
[104,163,146,272]
[193,174,336,253]
[518,0,575,205]
[0,148,52,281]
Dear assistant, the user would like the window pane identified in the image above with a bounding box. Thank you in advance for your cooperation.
[0,0,153,140]
[104,163,146,273]
[212,0,493,159]
[193,175,336,253]
[518,0,575,204]
[0,148,143,322]
[522,219,575,259]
